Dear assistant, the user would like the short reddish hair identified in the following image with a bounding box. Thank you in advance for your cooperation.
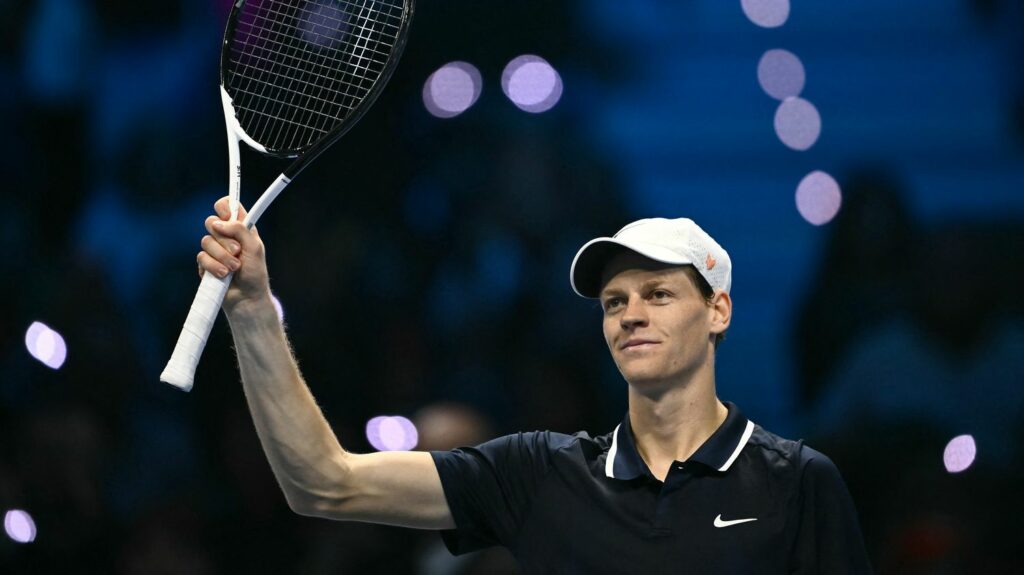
[681,265,726,349]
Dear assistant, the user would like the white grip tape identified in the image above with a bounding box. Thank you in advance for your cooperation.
[160,271,233,391]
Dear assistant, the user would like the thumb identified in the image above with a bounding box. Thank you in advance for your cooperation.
[211,219,260,252]
[214,196,251,222]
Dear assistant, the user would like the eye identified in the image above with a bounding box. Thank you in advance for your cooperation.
[651,290,671,300]
[603,297,623,311]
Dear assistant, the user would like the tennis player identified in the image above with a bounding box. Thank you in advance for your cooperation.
[198,199,872,573]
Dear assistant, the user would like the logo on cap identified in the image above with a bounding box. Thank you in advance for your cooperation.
[706,253,717,271]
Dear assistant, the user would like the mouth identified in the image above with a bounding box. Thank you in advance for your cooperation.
[621,340,659,351]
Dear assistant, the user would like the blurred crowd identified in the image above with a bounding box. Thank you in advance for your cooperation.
[2,0,1023,573]
[793,168,1024,573]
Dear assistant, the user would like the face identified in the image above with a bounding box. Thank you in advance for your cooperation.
[599,252,728,391]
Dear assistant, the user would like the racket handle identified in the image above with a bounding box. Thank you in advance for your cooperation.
[160,271,233,391]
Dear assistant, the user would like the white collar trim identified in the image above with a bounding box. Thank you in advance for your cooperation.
[718,420,755,472]
[605,423,621,478]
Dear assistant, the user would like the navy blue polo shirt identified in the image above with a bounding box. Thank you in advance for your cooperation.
[431,402,871,574]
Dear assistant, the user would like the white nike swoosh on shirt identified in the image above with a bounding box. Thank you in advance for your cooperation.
[714,514,758,528]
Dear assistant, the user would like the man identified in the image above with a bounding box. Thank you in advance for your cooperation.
[197,200,872,573]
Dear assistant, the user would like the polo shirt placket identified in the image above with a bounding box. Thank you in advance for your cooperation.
[605,404,757,537]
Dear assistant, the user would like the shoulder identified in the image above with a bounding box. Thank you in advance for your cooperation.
[434,429,598,469]
[482,429,594,453]
[795,445,849,491]
[743,426,844,480]
[743,425,804,470]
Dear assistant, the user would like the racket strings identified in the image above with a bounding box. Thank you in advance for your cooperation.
[225,0,405,153]
[236,0,386,146]
[235,20,395,68]
[237,3,398,72]
[244,3,361,145]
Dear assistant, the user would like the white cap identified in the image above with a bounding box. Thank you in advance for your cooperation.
[570,217,732,298]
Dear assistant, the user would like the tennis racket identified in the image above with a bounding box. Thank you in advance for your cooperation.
[161,0,415,391]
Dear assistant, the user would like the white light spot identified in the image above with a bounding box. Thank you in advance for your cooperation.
[501,55,563,113]
[24,321,67,369]
[270,293,285,323]
[757,49,805,100]
[366,415,418,451]
[741,0,790,28]
[423,61,482,118]
[4,510,37,543]
[943,435,976,473]
[795,170,842,226]
[774,97,821,151]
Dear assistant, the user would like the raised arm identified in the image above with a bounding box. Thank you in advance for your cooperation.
[197,197,455,530]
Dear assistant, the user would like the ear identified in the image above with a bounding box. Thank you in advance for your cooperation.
[708,290,732,336]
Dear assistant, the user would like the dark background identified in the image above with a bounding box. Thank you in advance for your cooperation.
[1,0,1022,572]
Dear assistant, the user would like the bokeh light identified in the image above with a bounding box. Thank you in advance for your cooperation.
[943,435,977,473]
[24,321,67,369]
[741,0,790,28]
[423,61,482,119]
[4,510,37,544]
[366,415,418,451]
[501,55,563,113]
[795,170,842,226]
[299,0,351,50]
[757,49,805,100]
[774,97,821,151]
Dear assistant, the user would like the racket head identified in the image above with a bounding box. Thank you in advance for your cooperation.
[219,0,414,160]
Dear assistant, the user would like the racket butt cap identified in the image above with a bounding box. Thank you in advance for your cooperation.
[160,366,195,392]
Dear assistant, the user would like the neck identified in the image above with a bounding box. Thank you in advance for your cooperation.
[627,368,727,481]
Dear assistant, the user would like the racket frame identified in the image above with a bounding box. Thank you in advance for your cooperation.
[160,0,414,391]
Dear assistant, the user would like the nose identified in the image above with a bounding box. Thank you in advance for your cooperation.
[620,296,648,330]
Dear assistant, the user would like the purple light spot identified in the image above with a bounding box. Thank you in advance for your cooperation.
[423,61,482,119]
[366,415,418,451]
[774,97,821,151]
[757,49,805,100]
[795,170,842,226]
[501,55,563,113]
[25,321,67,369]
[4,509,37,543]
[943,435,976,473]
[300,1,351,51]
[271,293,285,323]
[741,0,790,28]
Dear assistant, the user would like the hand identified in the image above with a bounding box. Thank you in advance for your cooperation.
[197,197,271,312]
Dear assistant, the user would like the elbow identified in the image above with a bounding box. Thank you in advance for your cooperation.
[286,491,356,520]
[284,493,320,517]
[281,473,358,519]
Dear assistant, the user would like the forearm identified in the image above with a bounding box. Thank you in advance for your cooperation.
[226,295,352,513]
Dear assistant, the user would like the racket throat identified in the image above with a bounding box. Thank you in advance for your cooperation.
[244,174,291,228]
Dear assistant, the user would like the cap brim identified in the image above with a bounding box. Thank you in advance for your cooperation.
[570,238,694,298]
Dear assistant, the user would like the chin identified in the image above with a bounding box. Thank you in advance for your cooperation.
[617,359,689,391]
[619,367,674,389]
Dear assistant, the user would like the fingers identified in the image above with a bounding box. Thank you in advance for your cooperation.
[207,218,264,256]
[200,198,263,281]
[210,197,260,248]
[197,251,231,279]
[196,198,266,284]
[201,234,241,273]
[205,215,240,251]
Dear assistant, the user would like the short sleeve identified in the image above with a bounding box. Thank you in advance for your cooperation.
[430,431,556,555]
[790,446,873,574]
